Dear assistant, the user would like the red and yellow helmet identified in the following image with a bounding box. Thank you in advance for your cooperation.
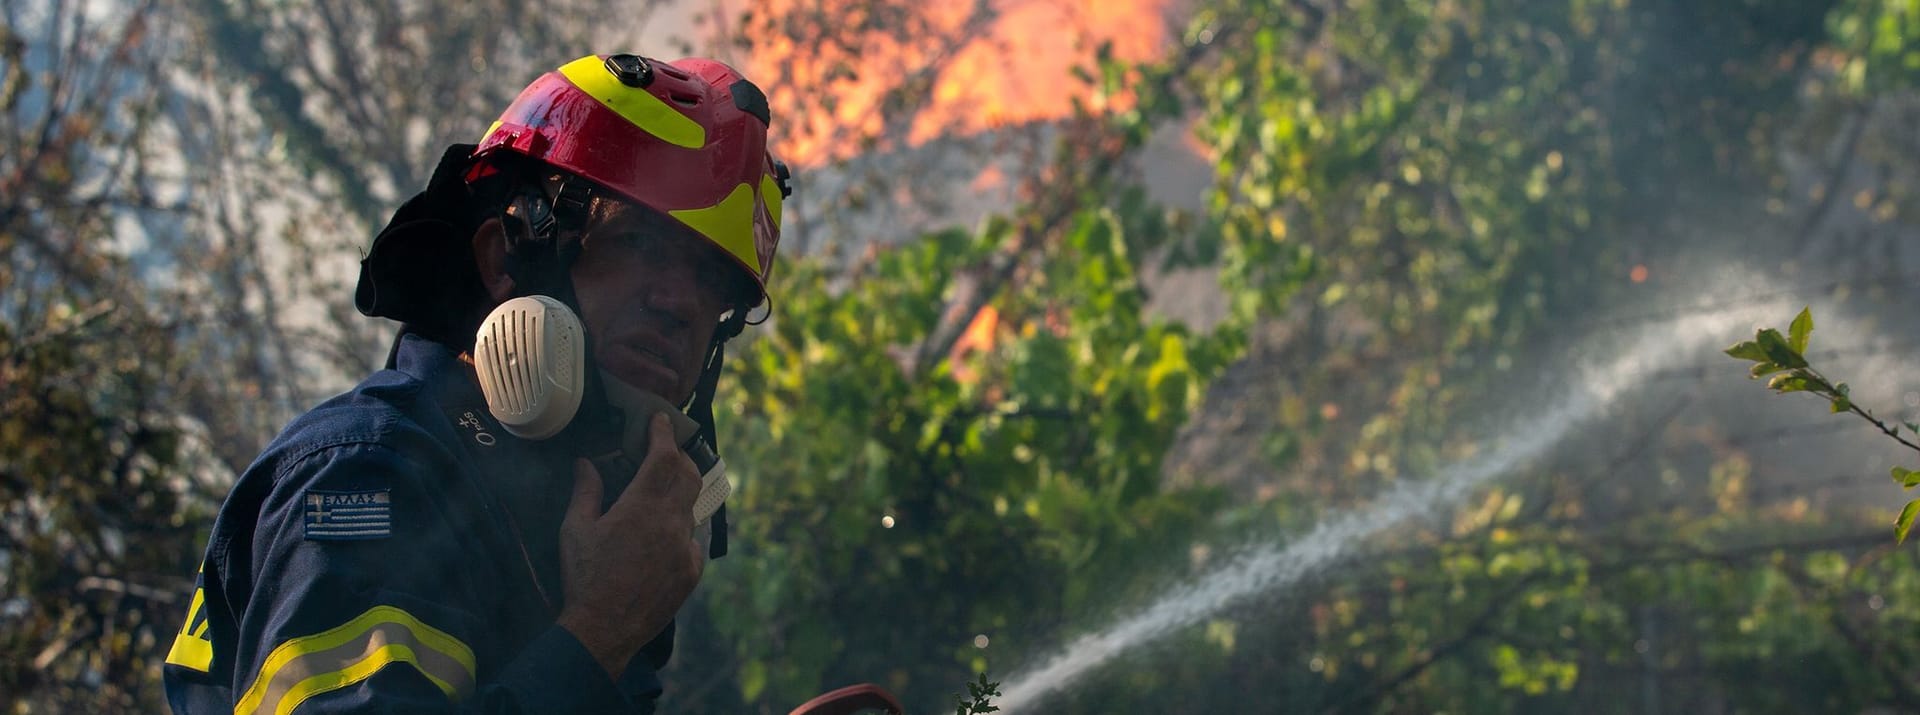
[473,54,787,300]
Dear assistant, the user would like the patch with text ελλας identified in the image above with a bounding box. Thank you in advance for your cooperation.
[303,489,392,541]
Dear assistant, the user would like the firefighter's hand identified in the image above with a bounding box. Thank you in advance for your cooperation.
[556,413,704,680]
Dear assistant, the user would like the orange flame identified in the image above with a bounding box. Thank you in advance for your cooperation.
[740,0,1174,166]
[948,304,1002,383]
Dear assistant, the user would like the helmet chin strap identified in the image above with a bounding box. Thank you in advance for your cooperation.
[681,311,746,558]
[684,312,747,448]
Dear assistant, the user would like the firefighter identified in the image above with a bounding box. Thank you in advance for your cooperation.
[163,53,790,714]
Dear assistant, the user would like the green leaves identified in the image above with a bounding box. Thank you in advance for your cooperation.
[1827,0,1920,95]
[1765,374,1809,394]
[739,659,768,703]
[1788,307,1813,354]
[1897,499,1920,545]
[952,673,1002,715]
[1726,309,1822,398]
[1891,469,1920,544]
[693,0,1920,708]
[1723,340,1769,362]
[1726,309,1816,382]
[1756,328,1809,370]
[708,143,1240,708]
[1731,306,1920,543]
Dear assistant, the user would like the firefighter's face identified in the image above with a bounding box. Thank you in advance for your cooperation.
[568,207,753,405]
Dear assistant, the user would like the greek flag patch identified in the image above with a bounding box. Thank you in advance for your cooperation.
[303,490,392,540]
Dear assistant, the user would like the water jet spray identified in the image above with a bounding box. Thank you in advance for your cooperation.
[995,300,1799,712]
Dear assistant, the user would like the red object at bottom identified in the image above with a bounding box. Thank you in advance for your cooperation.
[787,683,906,715]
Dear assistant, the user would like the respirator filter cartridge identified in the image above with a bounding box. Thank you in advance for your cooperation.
[473,295,586,440]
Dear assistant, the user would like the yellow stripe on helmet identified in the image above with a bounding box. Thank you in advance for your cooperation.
[235,605,477,715]
[671,182,763,277]
[556,56,706,150]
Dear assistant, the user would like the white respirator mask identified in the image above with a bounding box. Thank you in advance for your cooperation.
[473,295,585,441]
[473,295,730,529]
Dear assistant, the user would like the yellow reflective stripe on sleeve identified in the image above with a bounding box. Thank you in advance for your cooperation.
[557,56,705,149]
[165,573,213,672]
[235,605,477,715]
[670,182,759,272]
[277,643,447,715]
[169,633,215,673]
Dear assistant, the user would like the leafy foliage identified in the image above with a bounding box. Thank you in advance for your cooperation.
[1726,308,1920,541]
[0,3,208,709]
[703,178,1237,708]
[952,672,1001,715]
[680,0,1920,712]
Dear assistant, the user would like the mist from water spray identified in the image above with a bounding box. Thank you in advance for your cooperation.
[997,298,1796,713]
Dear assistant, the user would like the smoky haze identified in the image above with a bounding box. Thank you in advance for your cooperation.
[3,0,1918,713]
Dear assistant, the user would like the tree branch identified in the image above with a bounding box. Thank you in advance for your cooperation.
[1844,402,1920,454]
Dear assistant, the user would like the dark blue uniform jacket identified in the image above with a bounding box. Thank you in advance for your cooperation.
[163,334,674,714]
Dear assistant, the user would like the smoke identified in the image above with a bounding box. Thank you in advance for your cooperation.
[997,275,1827,712]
